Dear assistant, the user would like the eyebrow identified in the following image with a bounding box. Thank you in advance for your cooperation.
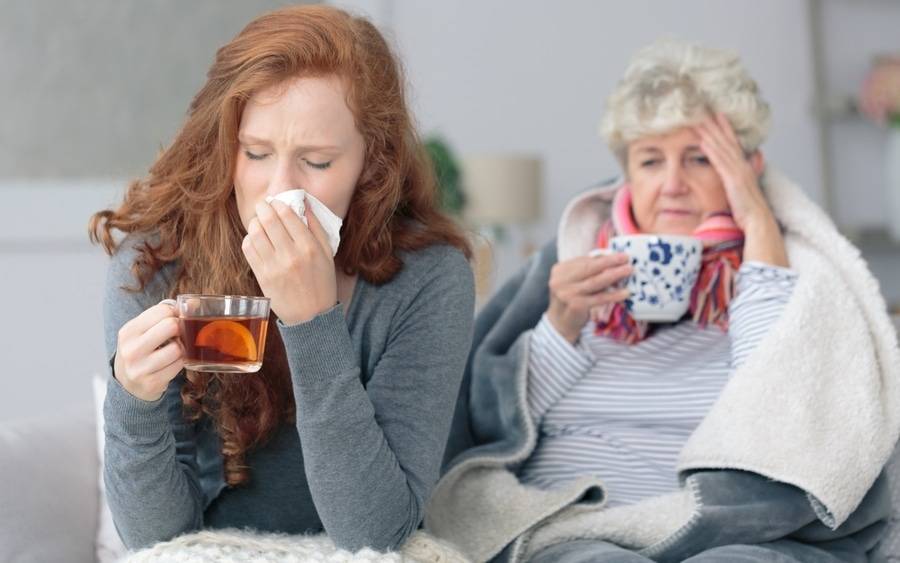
[632,145,704,153]
[238,133,340,152]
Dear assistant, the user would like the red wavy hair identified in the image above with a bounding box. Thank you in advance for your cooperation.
[89,5,471,487]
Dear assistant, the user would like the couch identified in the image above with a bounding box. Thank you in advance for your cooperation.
[3,315,899,562]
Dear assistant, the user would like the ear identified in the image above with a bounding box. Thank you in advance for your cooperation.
[749,150,765,176]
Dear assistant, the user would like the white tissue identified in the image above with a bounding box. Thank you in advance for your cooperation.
[265,189,343,256]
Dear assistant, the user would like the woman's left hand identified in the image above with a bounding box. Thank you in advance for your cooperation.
[695,113,789,267]
[242,200,337,326]
[694,113,773,233]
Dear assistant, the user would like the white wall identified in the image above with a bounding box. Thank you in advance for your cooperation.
[334,0,900,304]
[4,1,897,423]
[0,182,123,421]
[0,0,296,178]
[335,0,823,279]
[820,0,900,230]
[0,1,302,423]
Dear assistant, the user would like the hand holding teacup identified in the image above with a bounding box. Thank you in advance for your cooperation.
[547,253,633,344]
[113,301,185,402]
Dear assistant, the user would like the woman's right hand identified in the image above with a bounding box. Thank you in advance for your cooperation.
[113,302,185,401]
[547,253,633,344]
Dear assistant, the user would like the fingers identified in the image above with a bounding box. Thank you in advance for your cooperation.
[695,114,744,165]
[575,263,633,295]
[303,205,332,257]
[562,286,630,319]
[242,233,263,272]
[254,200,326,261]
[132,339,184,379]
[119,302,178,342]
[716,112,742,146]
[132,315,182,359]
[554,253,630,285]
[585,287,631,307]
[269,200,308,242]
[550,256,633,321]
[151,357,187,388]
[115,308,186,401]
[255,201,294,251]
[247,215,274,257]
[697,133,733,177]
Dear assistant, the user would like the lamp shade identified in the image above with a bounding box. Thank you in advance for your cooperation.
[460,155,542,224]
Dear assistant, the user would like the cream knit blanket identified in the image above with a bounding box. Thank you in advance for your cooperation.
[125,529,470,563]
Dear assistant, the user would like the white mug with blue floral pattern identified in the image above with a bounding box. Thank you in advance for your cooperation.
[593,234,703,322]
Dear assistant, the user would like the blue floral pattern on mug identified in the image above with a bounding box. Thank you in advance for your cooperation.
[610,235,702,320]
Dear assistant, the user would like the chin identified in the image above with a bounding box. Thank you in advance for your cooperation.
[650,220,700,235]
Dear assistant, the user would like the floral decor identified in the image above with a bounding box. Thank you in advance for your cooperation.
[860,55,900,128]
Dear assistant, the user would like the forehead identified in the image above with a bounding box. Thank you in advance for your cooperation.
[239,75,355,136]
[629,127,701,152]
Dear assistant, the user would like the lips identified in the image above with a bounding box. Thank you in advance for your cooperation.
[659,209,693,216]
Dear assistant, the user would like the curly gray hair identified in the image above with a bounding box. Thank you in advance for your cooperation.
[600,39,771,165]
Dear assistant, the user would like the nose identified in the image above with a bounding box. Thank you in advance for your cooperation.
[660,162,689,196]
[266,157,303,198]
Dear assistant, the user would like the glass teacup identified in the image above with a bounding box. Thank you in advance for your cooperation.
[162,295,270,373]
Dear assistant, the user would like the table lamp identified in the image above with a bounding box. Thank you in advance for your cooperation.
[460,154,543,301]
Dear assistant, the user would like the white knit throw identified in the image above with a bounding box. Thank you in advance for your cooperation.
[125,529,471,563]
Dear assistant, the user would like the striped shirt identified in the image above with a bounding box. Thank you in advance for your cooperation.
[519,261,798,507]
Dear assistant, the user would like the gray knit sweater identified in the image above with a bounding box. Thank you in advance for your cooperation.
[101,236,475,553]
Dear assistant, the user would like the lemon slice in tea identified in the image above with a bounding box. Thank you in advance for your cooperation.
[195,320,257,360]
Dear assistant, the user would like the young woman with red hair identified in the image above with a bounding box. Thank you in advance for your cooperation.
[90,5,474,553]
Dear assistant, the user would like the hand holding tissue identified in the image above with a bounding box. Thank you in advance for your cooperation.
[265,189,343,256]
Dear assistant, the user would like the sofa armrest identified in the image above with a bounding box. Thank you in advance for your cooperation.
[0,403,99,563]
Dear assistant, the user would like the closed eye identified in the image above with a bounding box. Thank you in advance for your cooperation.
[689,155,711,165]
[640,159,661,168]
[244,150,268,161]
[304,159,332,170]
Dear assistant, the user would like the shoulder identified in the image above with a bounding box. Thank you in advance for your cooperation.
[107,234,147,282]
[367,244,475,313]
[106,233,177,301]
[395,244,474,293]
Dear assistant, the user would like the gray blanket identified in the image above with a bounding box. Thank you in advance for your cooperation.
[425,169,900,562]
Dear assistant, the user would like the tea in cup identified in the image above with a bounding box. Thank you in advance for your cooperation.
[162,295,271,373]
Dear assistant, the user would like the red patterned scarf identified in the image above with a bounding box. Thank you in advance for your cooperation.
[593,185,744,344]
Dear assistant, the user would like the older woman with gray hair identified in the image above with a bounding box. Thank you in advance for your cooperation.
[425,39,900,562]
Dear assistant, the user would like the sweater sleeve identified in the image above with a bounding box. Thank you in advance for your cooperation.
[278,247,475,553]
[728,260,799,369]
[526,314,595,424]
[100,238,205,550]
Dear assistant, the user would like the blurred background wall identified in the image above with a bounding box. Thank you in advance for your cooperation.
[1,0,898,422]
[0,0,299,421]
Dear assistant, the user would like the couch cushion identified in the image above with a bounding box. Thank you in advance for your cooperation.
[0,404,98,563]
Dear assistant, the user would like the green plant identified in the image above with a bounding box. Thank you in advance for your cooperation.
[424,136,466,216]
